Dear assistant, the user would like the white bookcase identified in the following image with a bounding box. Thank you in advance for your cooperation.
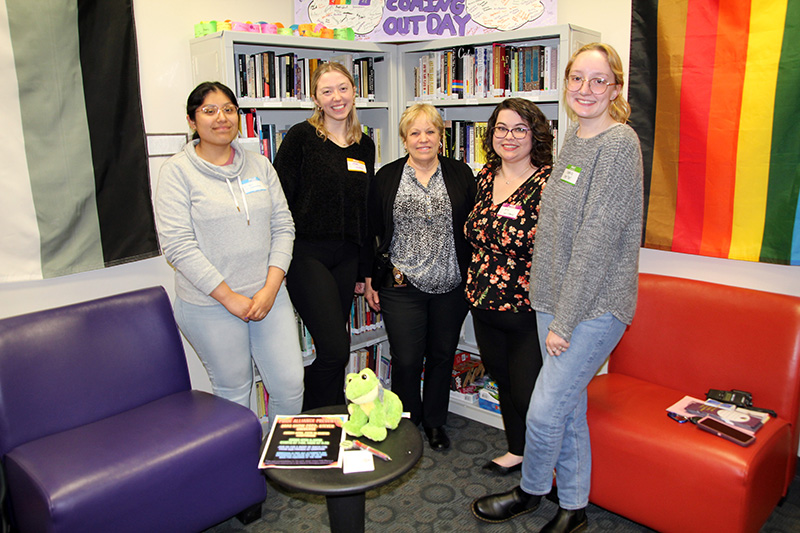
[189,24,600,429]
[396,24,601,165]
[189,31,401,164]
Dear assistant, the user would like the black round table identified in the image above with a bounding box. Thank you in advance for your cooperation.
[261,406,423,533]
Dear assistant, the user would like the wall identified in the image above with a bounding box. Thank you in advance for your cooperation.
[0,0,796,394]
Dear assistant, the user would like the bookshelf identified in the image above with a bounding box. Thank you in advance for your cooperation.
[189,31,401,164]
[396,24,601,171]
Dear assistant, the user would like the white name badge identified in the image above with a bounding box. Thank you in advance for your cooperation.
[347,158,367,173]
[498,203,522,219]
[241,177,267,194]
[560,164,582,185]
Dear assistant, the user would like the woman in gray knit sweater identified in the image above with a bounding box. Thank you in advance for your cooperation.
[155,82,304,427]
[472,43,643,533]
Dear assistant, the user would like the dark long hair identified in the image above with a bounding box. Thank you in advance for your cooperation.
[186,81,239,140]
[482,98,553,168]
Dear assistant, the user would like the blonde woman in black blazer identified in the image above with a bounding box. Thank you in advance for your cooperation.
[365,103,476,451]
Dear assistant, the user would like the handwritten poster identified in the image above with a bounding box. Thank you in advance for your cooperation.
[295,0,558,42]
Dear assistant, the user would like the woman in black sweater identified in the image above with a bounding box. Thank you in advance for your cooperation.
[273,61,375,410]
[364,103,476,450]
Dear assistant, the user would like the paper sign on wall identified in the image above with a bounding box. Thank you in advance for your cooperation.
[295,0,557,42]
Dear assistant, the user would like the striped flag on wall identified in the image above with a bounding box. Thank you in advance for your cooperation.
[630,0,800,265]
[0,0,158,281]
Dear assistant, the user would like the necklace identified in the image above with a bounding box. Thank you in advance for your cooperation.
[500,164,535,185]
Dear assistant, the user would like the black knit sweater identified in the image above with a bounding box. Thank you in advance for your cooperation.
[273,120,375,246]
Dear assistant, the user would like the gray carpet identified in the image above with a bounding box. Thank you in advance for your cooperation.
[205,412,800,532]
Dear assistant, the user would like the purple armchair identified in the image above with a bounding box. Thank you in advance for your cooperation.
[0,287,267,532]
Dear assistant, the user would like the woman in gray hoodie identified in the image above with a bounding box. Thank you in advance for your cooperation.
[155,82,303,427]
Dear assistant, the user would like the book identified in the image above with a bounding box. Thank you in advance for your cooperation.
[259,414,348,469]
[684,401,765,432]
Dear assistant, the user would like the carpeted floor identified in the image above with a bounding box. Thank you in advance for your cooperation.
[205,412,800,532]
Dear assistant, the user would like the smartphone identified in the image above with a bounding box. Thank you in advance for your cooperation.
[696,416,755,447]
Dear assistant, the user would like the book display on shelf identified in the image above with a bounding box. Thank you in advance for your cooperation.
[190,31,399,166]
[398,25,601,158]
[412,43,557,101]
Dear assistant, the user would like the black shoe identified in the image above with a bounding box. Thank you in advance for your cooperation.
[424,426,450,451]
[482,460,522,475]
[471,486,541,523]
[541,507,587,533]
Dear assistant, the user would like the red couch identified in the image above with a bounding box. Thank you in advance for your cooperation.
[587,273,800,533]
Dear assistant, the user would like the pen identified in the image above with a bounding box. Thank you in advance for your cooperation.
[354,440,392,461]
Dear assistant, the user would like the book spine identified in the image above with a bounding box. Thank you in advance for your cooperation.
[367,56,375,100]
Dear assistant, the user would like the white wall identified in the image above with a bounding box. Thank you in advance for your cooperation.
[0,0,796,393]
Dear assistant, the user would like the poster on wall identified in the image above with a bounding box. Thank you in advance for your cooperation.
[295,0,557,42]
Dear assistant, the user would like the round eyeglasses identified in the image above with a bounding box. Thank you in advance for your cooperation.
[492,126,531,140]
[199,104,239,116]
[566,75,616,95]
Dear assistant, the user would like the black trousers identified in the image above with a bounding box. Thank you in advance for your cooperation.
[286,240,359,411]
[379,283,468,428]
[471,307,541,456]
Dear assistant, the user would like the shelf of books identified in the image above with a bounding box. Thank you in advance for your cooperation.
[190,30,400,165]
[396,24,601,170]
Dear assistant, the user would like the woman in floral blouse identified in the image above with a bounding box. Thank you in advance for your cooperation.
[465,98,552,475]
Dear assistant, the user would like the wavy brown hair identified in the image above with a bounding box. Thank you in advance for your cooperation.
[482,98,553,168]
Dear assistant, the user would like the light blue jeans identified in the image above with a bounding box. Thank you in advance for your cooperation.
[520,312,626,510]
[174,284,304,427]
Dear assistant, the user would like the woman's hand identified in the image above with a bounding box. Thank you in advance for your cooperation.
[248,286,276,321]
[545,331,570,356]
[211,282,253,322]
[354,282,366,295]
[247,266,285,322]
[364,279,381,312]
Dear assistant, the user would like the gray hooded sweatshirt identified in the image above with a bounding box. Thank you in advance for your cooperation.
[155,139,294,306]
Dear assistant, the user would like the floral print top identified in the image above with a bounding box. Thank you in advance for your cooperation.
[465,161,551,312]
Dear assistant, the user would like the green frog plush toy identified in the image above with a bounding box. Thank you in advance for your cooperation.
[342,368,403,442]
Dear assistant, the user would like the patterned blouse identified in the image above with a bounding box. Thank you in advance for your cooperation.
[465,161,551,312]
[390,162,461,294]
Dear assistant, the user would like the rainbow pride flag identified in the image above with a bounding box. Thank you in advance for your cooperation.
[629,0,800,265]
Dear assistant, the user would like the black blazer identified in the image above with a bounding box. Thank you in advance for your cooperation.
[367,154,477,280]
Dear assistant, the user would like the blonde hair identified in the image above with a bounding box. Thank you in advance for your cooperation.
[398,103,444,142]
[564,43,631,124]
[308,61,363,144]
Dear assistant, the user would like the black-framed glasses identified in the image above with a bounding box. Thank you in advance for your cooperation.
[199,104,239,116]
[566,75,616,95]
[492,126,530,140]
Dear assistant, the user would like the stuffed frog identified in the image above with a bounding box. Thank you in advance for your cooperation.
[342,368,403,442]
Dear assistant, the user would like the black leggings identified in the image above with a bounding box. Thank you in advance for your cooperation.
[286,240,359,410]
[471,308,541,456]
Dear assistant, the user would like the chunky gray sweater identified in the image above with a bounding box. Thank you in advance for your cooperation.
[530,124,643,341]
[155,139,294,306]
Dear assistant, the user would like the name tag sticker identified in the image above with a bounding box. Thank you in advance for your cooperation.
[498,203,522,219]
[347,158,367,173]
[241,177,267,194]
[561,165,582,185]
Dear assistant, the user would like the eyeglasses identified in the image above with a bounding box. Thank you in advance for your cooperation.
[198,104,238,116]
[492,126,530,139]
[566,75,616,95]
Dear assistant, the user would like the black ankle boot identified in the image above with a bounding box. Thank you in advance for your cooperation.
[541,506,587,533]
[471,486,541,523]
